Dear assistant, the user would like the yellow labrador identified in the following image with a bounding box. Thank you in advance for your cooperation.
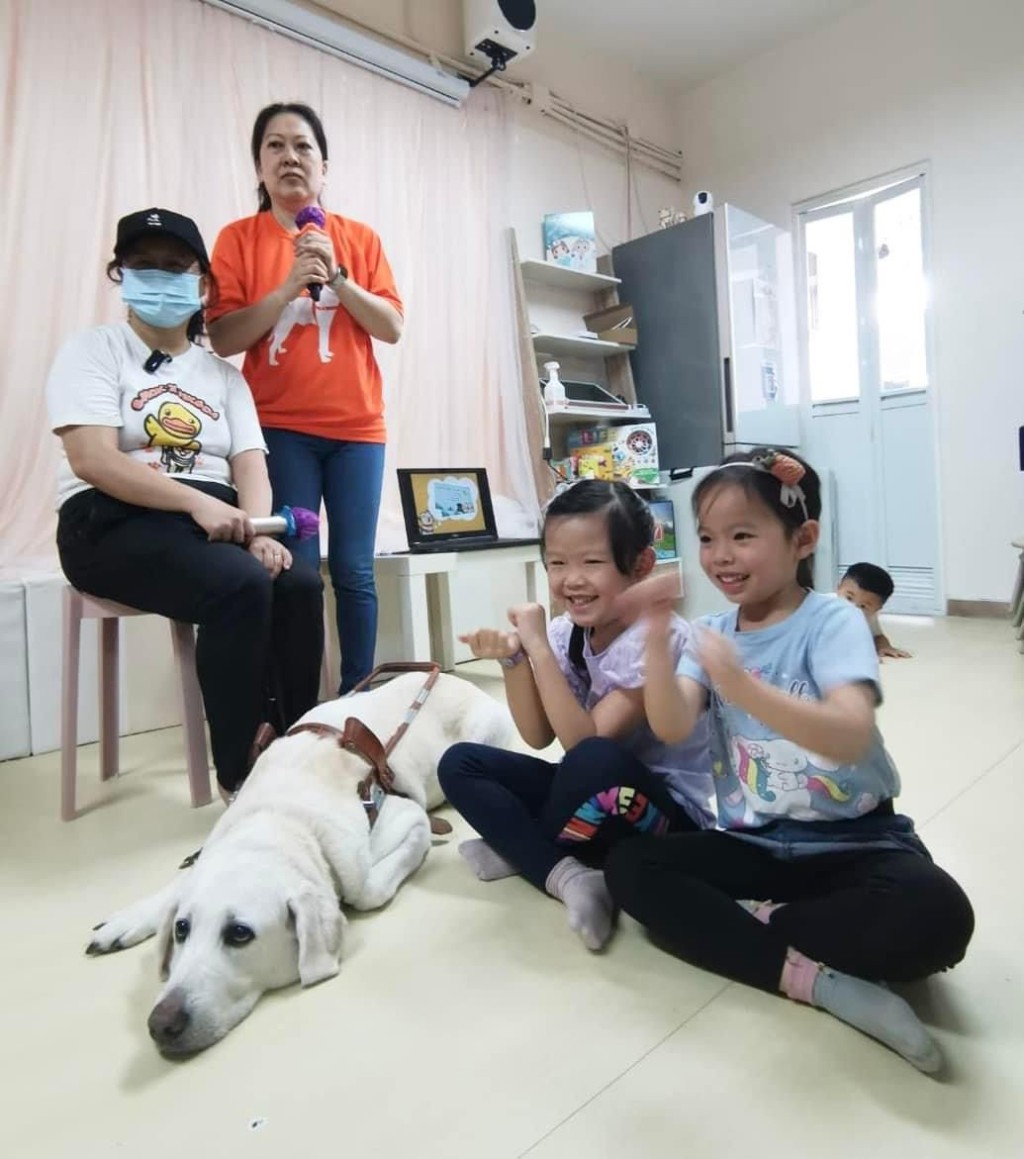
[86,672,513,1055]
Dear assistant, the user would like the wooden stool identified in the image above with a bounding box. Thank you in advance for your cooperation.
[61,588,212,820]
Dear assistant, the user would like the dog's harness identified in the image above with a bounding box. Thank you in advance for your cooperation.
[286,662,451,836]
[178,663,450,870]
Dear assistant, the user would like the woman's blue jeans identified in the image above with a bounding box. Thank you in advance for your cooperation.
[263,429,385,693]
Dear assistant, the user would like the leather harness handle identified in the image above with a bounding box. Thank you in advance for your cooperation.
[340,718,393,791]
[348,661,441,696]
[284,666,451,835]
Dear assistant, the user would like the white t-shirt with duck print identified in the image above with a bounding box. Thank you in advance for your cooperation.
[46,322,265,507]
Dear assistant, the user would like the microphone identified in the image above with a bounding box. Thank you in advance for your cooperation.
[294,205,327,301]
[249,505,320,541]
[144,350,171,374]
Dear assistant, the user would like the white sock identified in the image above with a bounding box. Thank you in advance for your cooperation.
[545,857,616,951]
[458,839,518,882]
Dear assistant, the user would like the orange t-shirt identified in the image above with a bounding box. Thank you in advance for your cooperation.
[208,212,402,442]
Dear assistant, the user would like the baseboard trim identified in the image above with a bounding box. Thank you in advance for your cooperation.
[946,599,1009,619]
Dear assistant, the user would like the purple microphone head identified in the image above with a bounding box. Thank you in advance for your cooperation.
[286,505,321,541]
[295,205,326,230]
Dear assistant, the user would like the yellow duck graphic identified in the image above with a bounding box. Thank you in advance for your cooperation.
[144,401,202,474]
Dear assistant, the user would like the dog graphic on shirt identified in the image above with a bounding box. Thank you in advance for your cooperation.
[268,286,339,366]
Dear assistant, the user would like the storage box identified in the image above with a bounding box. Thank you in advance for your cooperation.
[582,302,637,346]
[566,423,659,487]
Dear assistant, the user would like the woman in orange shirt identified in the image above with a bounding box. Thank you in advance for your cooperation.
[208,102,403,692]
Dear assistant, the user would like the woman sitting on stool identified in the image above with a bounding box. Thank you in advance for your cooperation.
[46,208,324,802]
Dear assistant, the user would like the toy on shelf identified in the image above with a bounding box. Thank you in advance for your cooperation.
[563,422,660,487]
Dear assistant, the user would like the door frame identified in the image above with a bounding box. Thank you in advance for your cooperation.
[791,162,945,611]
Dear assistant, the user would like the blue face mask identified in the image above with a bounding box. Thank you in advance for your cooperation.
[121,268,202,329]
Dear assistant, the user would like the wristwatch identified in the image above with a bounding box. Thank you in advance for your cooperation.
[499,649,528,670]
[329,263,349,289]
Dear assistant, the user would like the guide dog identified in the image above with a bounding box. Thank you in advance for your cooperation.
[86,672,514,1055]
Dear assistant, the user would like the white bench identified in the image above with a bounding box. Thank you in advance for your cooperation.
[5,544,548,760]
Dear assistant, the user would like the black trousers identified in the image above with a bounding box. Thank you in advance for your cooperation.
[438,736,699,891]
[605,830,974,989]
[57,484,324,791]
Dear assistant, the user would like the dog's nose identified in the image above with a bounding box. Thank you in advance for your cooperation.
[148,994,190,1048]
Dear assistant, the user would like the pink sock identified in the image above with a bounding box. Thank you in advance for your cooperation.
[779,948,819,1005]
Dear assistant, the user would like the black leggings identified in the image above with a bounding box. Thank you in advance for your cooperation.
[605,830,974,988]
[57,484,324,791]
[438,736,700,891]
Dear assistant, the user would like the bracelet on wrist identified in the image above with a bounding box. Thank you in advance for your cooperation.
[498,648,528,670]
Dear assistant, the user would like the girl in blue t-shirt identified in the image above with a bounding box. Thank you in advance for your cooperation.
[607,449,973,1073]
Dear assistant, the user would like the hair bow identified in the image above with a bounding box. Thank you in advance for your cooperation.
[750,450,809,521]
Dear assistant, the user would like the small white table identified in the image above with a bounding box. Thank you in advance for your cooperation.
[321,545,548,679]
[374,544,548,670]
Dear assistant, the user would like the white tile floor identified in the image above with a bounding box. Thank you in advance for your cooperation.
[1,615,1021,1158]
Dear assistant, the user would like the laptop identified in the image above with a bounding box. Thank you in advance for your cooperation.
[397,467,540,554]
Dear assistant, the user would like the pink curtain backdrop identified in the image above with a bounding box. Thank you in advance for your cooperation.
[0,0,537,569]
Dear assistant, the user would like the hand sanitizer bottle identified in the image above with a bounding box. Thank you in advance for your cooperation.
[543,361,567,409]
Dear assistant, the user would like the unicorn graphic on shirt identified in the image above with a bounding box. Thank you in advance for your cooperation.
[730,736,851,820]
[267,285,339,366]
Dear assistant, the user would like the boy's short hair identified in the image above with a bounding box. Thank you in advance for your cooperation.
[842,562,894,604]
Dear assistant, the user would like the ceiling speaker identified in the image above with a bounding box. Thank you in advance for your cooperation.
[464,0,537,70]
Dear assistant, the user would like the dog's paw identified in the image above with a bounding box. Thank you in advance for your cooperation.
[85,899,162,956]
[85,925,122,956]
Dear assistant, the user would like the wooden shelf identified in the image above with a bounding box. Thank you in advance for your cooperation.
[520,260,621,291]
[532,333,635,359]
[545,405,651,423]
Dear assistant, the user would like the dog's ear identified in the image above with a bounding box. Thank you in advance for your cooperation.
[287,885,345,987]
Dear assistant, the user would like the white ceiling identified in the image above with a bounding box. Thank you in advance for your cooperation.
[538,0,868,91]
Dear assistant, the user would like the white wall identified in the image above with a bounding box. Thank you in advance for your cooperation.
[318,0,683,259]
[675,0,1024,602]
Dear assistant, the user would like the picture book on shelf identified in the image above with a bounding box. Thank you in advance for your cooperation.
[543,211,597,273]
[647,499,677,561]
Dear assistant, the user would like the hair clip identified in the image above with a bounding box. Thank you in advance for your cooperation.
[543,478,581,511]
[756,451,805,486]
[749,450,810,521]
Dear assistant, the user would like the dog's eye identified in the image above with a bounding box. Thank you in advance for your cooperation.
[223,923,255,948]
[174,918,190,944]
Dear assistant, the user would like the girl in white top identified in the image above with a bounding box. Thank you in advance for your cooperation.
[438,480,712,951]
[46,208,323,800]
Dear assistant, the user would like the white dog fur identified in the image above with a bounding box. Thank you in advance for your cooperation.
[87,672,514,1055]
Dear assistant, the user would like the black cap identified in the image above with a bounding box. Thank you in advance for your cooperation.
[114,208,210,267]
